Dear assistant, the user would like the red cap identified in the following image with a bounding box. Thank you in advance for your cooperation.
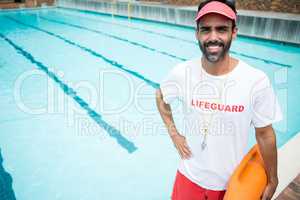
[195,1,237,22]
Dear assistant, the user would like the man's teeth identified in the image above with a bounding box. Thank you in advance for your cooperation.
[207,44,221,47]
[208,45,220,49]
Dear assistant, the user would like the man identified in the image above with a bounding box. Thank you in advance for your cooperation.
[156,0,282,200]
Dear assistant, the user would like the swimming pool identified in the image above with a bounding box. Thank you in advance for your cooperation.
[0,7,299,200]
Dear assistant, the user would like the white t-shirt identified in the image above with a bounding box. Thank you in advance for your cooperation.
[160,57,282,190]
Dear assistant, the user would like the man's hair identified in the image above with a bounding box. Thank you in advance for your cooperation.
[196,0,237,30]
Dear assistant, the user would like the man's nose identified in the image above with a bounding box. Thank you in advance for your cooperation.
[208,30,219,40]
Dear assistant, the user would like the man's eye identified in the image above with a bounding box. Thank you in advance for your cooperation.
[217,27,229,33]
[200,28,210,33]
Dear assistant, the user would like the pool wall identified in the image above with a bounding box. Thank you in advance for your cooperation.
[55,0,300,45]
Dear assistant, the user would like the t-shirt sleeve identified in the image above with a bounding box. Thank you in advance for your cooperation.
[251,75,283,128]
[159,64,184,104]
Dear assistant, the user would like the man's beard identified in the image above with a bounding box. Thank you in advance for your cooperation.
[198,38,232,63]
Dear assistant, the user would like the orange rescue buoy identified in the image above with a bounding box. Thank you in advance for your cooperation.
[224,144,268,200]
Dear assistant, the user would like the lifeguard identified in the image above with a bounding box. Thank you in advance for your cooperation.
[156,0,282,200]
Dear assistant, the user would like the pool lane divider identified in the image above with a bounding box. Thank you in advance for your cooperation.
[0,148,16,200]
[5,16,160,90]
[56,8,291,68]
[38,16,187,62]
[228,51,291,68]
[56,8,196,44]
[0,32,138,154]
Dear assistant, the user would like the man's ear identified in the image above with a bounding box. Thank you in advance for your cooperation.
[232,27,238,40]
[195,30,200,41]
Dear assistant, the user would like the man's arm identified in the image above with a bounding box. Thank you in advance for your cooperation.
[255,125,278,200]
[155,89,191,159]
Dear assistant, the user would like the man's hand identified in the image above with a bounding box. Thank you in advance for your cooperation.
[261,179,278,200]
[171,134,192,159]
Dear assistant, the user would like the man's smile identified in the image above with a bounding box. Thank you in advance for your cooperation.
[205,41,224,53]
[206,45,222,53]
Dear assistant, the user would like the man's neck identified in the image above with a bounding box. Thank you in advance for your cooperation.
[202,54,236,76]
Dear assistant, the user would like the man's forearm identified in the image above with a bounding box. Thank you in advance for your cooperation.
[155,89,178,137]
[255,125,278,183]
[156,89,192,159]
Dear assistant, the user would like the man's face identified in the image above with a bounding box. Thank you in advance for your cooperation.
[196,13,237,63]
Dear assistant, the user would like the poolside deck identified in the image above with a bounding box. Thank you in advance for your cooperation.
[276,174,300,200]
[180,5,300,21]
[274,132,300,199]
[0,2,25,9]
[0,0,54,8]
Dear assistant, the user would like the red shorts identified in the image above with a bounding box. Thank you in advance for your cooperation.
[171,171,226,200]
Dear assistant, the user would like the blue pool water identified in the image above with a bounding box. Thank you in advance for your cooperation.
[0,7,300,200]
